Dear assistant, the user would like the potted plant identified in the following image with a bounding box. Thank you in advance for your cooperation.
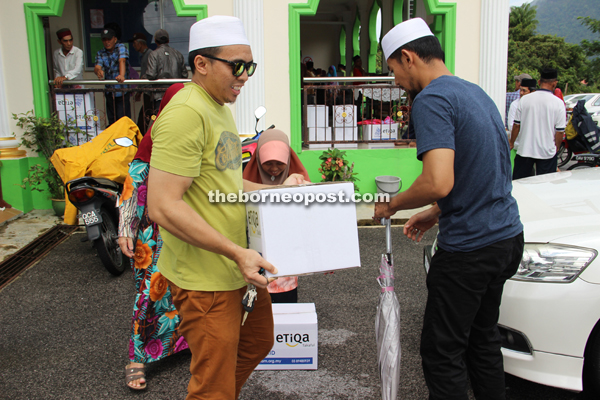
[318,148,359,191]
[14,110,80,216]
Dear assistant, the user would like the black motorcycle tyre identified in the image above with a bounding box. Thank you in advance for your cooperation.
[93,207,126,276]
[567,162,596,170]
[557,143,572,168]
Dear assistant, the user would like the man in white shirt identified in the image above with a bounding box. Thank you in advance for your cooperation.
[53,28,84,88]
[510,68,566,179]
[507,78,537,132]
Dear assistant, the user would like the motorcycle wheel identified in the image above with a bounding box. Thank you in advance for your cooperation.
[557,143,572,168]
[93,207,126,276]
[567,162,596,170]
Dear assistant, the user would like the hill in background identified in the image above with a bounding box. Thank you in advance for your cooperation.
[532,0,600,44]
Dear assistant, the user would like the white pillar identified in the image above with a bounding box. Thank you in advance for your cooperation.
[0,42,10,137]
[234,0,266,136]
[479,0,510,118]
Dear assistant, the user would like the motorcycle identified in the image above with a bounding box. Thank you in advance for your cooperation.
[567,153,600,170]
[66,176,126,275]
[64,136,139,276]
[241,106,275,170]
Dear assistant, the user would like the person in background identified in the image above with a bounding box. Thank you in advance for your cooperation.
[128,32,154,133]
[376,18,523,400]
[337,63,346,77]
[146,16,305,399]
[146,29,188,111]
[507,78,536,132]
[243,129,310,303]
[53,28,83,88]
[510,68,566,179]
[505,73,531,129]
[118,83,185,391]
[94,28,130,126]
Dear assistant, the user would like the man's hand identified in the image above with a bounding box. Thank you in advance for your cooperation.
[54,76,67,87]
[117,237,135,258]
[283,173,305,185]
[233,248,278,289]
[94,65,104,80]
[403,206,440,242]
[116,74,125,83]
[374,200,395,222]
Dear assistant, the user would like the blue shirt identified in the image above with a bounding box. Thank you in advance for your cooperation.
[505,90,520,128]
[95,42,130,96]
[412,75,522,252]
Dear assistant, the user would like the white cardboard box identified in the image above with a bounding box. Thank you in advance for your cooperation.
[306,105,329,128]
[246,182,361,277]
[333,105,358,127]
[334,126,358,141]
[362,123,399,140]
[308,127,332,142]
[255,303,318,370]
[54,93,101,145]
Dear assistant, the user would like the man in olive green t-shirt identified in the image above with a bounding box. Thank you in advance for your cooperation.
[147,16,304,399]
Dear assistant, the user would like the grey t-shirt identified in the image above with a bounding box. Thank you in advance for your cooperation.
[412,75,522,252]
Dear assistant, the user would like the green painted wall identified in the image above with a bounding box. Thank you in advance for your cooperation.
[2,157,52,212]
[297,148,422,194]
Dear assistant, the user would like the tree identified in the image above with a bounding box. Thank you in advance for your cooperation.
[509,3,538,42]
[578,16,600,87]
[507,4,590,94]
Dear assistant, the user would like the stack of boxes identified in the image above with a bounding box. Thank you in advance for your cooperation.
[307,105,331,149]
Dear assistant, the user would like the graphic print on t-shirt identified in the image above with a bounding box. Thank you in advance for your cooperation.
[215,131,242,171]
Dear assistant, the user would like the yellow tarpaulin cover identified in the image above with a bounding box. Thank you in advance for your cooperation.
[51,117,143,225]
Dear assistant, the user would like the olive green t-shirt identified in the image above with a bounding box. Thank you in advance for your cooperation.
[150,83,247,291]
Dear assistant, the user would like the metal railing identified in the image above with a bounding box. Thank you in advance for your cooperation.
[302,76,413,149]
[49,79,191,145]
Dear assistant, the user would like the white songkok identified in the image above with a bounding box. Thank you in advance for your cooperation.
[188,15,250,52]
[382,18,434,60]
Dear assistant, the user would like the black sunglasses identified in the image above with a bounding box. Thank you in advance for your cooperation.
[202,55,257,77]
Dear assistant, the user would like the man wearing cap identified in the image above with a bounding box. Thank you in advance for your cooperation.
[510,68,566,179]
[507,78,537,132]
[374,18,523,400]
[128,32,154,131]
[94,28,130,126]
[146,29,188,110]
[53,28,83,88]
[146,16,304,399]
[505,73,532,129]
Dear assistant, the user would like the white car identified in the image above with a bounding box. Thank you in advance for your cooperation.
[424,168,600,396]
[564,93,600,126]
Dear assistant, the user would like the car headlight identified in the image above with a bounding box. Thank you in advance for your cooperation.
[512,243,597,283]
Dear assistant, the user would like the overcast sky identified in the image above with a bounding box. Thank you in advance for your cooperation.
[510,0,534,6]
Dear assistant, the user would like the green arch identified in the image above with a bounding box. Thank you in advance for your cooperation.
[339,26,346,66]
[393,0,404,25]
[368,3,380,73]
[353,14,360,57]
[24,0,207,118]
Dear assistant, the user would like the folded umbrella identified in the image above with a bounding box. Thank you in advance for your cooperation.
[375,217,401,399]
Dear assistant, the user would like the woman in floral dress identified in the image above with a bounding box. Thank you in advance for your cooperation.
[117,84,185,390]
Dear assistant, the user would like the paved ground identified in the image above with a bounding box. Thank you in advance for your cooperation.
[0,219,588,400]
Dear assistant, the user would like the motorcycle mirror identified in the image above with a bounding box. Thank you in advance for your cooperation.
[254,106,267,121]
[114,137,136,148]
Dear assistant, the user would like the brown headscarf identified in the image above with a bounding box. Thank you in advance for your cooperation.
[243,129,310,185]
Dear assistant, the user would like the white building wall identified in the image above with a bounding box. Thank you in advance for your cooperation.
[2,0,512,144]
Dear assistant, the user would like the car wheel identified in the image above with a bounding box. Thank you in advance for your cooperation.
[583,328,600,398]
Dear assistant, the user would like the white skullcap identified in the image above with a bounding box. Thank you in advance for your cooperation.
[382,18,434,60]
[188,15,250,52]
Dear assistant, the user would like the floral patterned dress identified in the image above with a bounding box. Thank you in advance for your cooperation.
[118,159,188,363]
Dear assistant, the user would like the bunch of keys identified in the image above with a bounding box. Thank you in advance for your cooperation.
[241,268,266,326]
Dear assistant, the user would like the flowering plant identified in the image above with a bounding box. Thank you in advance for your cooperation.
[318,148,359,191]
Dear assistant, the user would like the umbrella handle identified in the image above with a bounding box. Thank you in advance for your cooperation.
[382,217,392,255]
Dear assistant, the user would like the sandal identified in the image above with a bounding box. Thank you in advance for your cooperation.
[125,364,147,390]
